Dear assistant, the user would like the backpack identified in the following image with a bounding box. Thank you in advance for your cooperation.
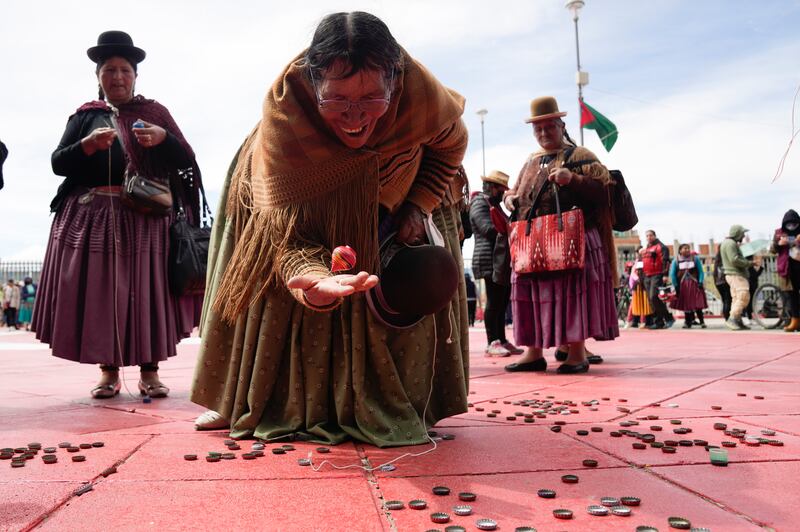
[562,148,638,232]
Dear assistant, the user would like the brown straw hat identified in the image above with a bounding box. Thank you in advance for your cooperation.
[481,170,509,188]
[524,96,567,123]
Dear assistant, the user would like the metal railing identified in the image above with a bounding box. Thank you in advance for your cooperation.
[0,261,44,283]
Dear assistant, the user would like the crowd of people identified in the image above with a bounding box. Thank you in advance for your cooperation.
[0,13,796,452]
[1,277,36,330]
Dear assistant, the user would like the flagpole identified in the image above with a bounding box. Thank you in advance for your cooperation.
[566,0,587,146]
[477,108,488,177]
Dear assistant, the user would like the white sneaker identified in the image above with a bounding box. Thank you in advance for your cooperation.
[194,410,230,430]
[485,340,511,357]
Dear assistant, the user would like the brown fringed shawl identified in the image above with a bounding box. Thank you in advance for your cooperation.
[214,51,465,322]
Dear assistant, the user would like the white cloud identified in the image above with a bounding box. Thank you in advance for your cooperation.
[0,0,798,260]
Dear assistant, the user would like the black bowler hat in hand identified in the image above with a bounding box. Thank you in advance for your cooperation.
[87,31,146,64]
[366,233,460,329]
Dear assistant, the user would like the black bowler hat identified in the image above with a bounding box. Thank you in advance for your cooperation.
[87,31,146,64]
[366,234,460,329]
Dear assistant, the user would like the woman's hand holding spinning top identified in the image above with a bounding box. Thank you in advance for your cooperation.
[287,245,377,308]
[288,271,379,308]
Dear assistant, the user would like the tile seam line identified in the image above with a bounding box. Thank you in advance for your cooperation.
[355,443,398,532]
[97,403,187,424]
[557,430,800,471]
[604,348,800,421]
[641,464,773,529]
[559,428,779,530]
[23,434,157,532]
[348,464,633,480]
[728,416,800,438]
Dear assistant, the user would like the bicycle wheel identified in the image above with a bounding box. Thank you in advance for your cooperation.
[752,283,786,329]
[616,288,631,323]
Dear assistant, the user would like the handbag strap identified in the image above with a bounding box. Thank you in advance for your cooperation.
[174,168,213,226]
[523,148,574,235]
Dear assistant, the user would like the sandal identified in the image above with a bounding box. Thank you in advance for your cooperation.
[91,380,121,399]
[138,379,169,398]
[195,410,230,431]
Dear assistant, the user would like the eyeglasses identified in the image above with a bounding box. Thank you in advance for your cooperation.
[309,66,393,114]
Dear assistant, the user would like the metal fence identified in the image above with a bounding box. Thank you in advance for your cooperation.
[615,252,779,287]
[0,254,782,291]
[0,261,44,283]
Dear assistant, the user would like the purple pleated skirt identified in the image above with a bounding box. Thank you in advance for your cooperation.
[32,188,201,366]
[512,227,619,348]
[672,276,707,311]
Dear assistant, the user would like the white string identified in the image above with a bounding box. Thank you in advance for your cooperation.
[106,111,138,400]
[308,309,450,473]
[772,83,800,183]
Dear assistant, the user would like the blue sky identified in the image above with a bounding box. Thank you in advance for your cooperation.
[0,0,798,260]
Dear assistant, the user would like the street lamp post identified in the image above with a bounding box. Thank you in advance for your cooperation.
[565,0,588,146]
[476,108,488,176]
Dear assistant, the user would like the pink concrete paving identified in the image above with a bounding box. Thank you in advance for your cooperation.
[0,325,797,531]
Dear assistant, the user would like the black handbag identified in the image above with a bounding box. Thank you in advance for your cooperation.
[492,233,511,286]
[561,147,639,232]
[168,169,211,296]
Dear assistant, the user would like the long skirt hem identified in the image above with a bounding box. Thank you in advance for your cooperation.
[31,189,201,366]
[512,227,619,348]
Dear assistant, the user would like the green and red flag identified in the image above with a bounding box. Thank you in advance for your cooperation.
[580,100,618,152]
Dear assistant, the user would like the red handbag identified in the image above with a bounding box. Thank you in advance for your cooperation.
[508,180,585,274]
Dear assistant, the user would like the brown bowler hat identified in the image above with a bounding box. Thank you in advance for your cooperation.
[481,170,509,188]
[525,96,567,123]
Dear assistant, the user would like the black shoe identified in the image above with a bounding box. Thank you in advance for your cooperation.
[587,354,603,364]
[665,319,675,328]
[555,349,568,362]
[505,359,548,372]
[646,323,663,330]
[556,361,590,374]
[682,323,692,329]
[700,323,707,329]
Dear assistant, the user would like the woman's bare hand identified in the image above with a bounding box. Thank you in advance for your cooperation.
[287,271,379,308]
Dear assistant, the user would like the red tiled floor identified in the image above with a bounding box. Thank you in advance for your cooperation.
[654,461,800,530]
[118,433,364,480]
[731,414,800,437]
[564,416,800,466]
[1,327,798,530]
[0,406,163,438]
[35,478,386,532]
[0,434,151,482]
[360,424,627,477]
[376,468,761,531]
[0,481,76,532]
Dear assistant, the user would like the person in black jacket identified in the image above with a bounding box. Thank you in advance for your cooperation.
[31,31,203,400]
[0,139,7,190]
[470,170,521,356]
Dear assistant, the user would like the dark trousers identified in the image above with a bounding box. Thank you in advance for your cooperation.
[717,283,732,320]
[644,274,672,324]
[482,277,510,344]
[467,300,477,326]
[784,290,800,319]
[3,307,17,328]
[787,265,800,319]
[684,310,705,325]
